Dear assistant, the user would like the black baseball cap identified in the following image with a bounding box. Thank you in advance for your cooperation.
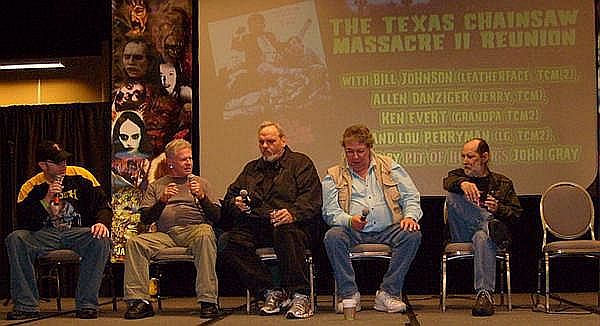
[36,140,72,163]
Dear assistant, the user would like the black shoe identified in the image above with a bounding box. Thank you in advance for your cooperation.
[76,308,98,319]
[6,310,41,320]
[124,300,154,319]
[472,290,495,316]
[200,302,222,318]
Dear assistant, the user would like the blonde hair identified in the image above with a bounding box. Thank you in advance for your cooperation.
[164,139,191,159]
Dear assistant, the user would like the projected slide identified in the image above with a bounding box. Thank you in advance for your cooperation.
[199,0,597,196]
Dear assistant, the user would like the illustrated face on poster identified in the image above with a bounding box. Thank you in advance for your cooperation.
[160,62,177,95]
[119,119,142,153]
[113,81,147,112]
[123,41,150,79]
[154,7,188,63]
[127,0,149,36]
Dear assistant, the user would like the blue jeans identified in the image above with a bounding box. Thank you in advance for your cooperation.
[5,227,111,312]
[323,224,422,299]
[446,192,496,293]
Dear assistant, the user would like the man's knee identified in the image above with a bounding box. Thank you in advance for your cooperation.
[472,230,490,245]
[323,226,347,247]
[5,229,31,247]
[272,224,303,242]
[405,230,422,245]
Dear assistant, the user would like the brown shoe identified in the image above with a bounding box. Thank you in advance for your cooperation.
[472,290,495,316]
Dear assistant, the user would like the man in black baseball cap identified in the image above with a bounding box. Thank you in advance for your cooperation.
[36,140,73,163]
[5,140,113,320]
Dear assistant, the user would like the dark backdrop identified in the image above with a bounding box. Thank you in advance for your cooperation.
[0,103,111,297]
[0,103,597,300]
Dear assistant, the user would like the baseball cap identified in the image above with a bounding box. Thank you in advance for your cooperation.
[36,140,72,163]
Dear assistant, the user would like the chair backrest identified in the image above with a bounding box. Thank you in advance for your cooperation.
[539,182,595,244]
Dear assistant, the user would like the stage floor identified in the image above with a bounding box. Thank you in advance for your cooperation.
[1,293,598,325]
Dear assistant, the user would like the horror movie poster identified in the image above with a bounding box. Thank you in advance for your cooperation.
[111,0,193,262]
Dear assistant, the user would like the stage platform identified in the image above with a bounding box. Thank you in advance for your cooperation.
[1,293,598,325]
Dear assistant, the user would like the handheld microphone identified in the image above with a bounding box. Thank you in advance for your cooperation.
[361,208,369,222]
[187,174,200,206]
[52,175,64,206]
[239,189,251,213]
[240,189,251,205]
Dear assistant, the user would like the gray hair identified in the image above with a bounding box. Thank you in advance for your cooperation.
[258,121,285,137]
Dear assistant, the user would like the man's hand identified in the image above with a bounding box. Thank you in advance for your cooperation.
[349,215,367,231]
[90,223,109,238]
[400,217,420,232]
[44,179,64,203]
[483,195,499,213]
[270,209,295,227]
[460,181,480,204]
[188,179,205,200]
[234,196,250,213]
[160,183,179,203]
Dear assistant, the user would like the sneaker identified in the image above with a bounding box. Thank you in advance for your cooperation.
[124,300,154,319]
[374,290,407,313]
[335,292,362,314]
[6,310,41,320]
[76,308,98,319]
[285,293,313,319]
[200,302,222,318]
[259,289,290,315]
[472,290,495,316]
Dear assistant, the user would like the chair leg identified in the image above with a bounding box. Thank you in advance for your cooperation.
[544,253,550,312]
[55,263,62,312]
[246,289,251,314]
[597,257,600,309]
[333,279,338,311]
[505,253,512,311]
[156,277,162,312]
[498,259,505,307]
[441,255,447,312]
[107,263,117,312]
[308,256,315,313]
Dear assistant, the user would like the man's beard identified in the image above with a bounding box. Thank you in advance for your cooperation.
[263,148,284,162]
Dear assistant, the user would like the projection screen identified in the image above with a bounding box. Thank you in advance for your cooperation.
[199,0,597,196]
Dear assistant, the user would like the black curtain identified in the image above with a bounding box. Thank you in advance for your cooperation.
[0,102,111,298]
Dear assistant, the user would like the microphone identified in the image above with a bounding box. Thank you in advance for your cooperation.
[51,175,64,206]
[240,189,251,205]
[239,189,251,213]
[188,174,200,206]
[361,208,369,222]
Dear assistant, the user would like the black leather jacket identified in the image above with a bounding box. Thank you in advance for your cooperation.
[443,168,522,224]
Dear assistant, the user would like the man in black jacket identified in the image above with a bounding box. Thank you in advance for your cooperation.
[443,138,522,317]
[5,140,113,320]
[219,121,322,319]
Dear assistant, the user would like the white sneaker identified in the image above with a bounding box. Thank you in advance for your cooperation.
[285,293,313,319]
[374,290,406,313]
[335,292,361,314]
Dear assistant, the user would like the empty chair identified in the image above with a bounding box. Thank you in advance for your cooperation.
[537,182,600,312]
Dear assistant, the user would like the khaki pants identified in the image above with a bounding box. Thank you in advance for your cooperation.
[124,224,218,304]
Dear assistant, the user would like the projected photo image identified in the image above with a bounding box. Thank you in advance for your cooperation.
[207,0,330,120]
